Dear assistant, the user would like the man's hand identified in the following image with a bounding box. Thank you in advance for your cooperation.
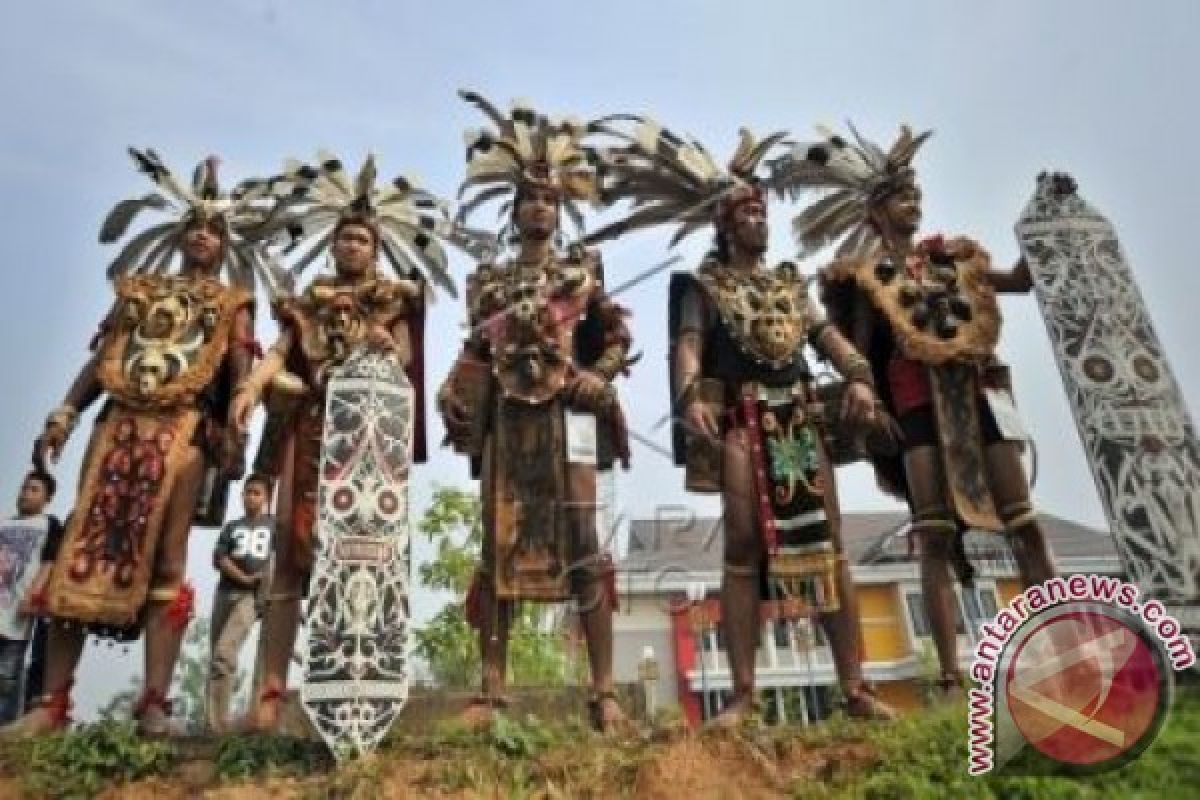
[230,387,260,435]
[366,325,397,352]
[18,589,41,615]
[33,426,66,472]
[1011,257,1034,293]
[568,369,613,412]
[684,399,720,440]
[840,381,877,427]
[18,569,50,615]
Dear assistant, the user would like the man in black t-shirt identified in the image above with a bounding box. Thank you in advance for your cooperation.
[206,474,274,733]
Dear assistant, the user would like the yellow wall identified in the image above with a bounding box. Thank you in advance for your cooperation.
[855,584,911,661]
[995,579,1022,608]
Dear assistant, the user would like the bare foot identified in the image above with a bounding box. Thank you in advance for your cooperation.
[845,685,897,721]
[136,703,186,738]
[243,687,284,734]
[0,706,69,739]
[931,672,965,704]
[458,695,509,731]
[708,693,756,730]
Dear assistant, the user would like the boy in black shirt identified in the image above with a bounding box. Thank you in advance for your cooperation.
[206,474,273,733]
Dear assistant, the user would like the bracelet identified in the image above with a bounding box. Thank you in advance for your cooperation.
[842,357,874,388]
[45,405,78,436]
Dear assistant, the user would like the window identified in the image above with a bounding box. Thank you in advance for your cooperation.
[783,687,809,725]
[961,587,1000,635]
[979,588,998,618]
[785,618,827,650]
[698,628,722,655]
[762,688,783,725]
[905,590,968,637]
[699,691,714,721]
[773,618,791,649]
[962,587,982,625]
[698,690,731,721]
[906,592,930,638]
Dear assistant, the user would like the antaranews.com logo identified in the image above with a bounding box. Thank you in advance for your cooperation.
[967,575,1196,775]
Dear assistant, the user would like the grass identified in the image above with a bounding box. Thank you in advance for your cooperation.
[2,688,1198,798]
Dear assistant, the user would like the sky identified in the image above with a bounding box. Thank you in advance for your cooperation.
[1,0,1197,718]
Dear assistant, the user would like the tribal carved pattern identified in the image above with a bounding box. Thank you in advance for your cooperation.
[1017,173,1200,606]
[694,260,814,369]
[70,416,171,588]
[47,407,200,627]
[468,251,597,404]
[277,276,416,385]
[302,348,414,759]
[97,275,251,410]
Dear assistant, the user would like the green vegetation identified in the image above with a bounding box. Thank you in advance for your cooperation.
[213,733,327,781]
[414,485,582,690]
[792,687,1200,799]
[0,721,176,800]
[3,690,1200,797]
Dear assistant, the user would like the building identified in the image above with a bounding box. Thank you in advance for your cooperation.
[612,511,1122,725]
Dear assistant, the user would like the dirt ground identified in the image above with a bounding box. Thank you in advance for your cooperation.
[4,727,880,800]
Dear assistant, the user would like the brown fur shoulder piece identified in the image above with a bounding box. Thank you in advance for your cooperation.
[821,236,1000,366]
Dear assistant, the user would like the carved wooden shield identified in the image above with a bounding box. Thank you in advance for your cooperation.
[301,347,413,758]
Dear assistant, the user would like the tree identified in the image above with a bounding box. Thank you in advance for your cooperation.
[171,618,210,732]
[169,617,246,733]
[97,677,139,721]
[413,485,580,689]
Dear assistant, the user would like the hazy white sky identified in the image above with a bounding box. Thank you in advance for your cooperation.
[1,0,1196,717]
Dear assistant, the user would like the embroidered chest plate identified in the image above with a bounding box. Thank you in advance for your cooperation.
[468,251,596,404]
[830,237,1001,366]
[97,274,248,410]
[282,277,414,383]
[695,261,813,369]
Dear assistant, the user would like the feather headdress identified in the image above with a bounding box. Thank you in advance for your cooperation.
[583,116,788,247]
[100,148,288,295]
[769,123,932,259]
[245,152,489,298]
[456,89,600,234]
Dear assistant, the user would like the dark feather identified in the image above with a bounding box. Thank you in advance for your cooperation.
[98,193,169,243]
[459,89,507,128]
[105,221,176,279]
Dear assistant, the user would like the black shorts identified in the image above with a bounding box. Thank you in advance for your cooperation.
[898,397,1003,451]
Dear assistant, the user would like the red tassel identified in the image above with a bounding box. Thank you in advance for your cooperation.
[29,588,48,613]
[40,681,74,727]
[165,583,195,631]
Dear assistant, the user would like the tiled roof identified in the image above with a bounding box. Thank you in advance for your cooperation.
[620,510,1117,570]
